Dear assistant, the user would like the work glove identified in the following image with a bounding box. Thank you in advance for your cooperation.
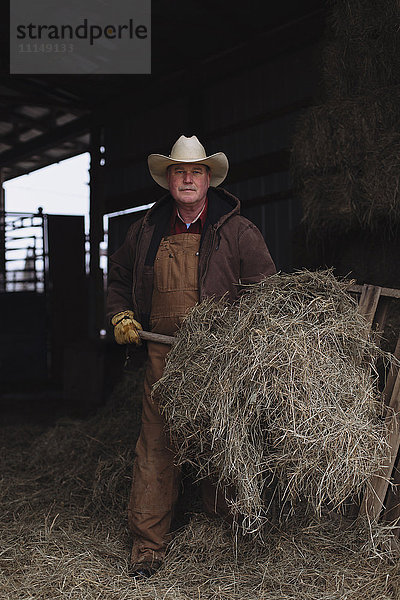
[111,310,143,345]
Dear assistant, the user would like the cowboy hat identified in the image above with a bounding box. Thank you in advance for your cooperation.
[148,135,229,189]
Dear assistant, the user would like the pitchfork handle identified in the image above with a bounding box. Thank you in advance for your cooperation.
[138,330,176,345]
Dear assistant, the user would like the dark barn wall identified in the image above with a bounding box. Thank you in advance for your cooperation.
[102,40,322,272]
[0,292,47,383]
[47,215,87,380]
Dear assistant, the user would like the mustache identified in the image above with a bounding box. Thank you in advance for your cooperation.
[178,186,197,191]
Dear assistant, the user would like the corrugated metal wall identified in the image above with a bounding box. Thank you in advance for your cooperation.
[103,42,320,272]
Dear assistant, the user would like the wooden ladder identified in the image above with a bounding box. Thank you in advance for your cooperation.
[348,283,400,528]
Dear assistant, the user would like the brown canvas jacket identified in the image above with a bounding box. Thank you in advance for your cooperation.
[107,187,276,329]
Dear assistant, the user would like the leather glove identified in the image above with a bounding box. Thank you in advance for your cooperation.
[111,310,143,345]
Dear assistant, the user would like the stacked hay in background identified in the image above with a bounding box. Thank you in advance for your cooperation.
[323,0,400,99]
[291,0,400,234]
[155,271,390,536]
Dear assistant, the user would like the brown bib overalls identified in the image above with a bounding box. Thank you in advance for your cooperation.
[128,233,232,565]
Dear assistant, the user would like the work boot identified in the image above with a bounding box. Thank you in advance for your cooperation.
[128,559,163,578]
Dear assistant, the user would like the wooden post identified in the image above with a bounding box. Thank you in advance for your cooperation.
[89,121,106,339]
[360,367,400,521]
[357,284,382,330]
[0,169,5,293]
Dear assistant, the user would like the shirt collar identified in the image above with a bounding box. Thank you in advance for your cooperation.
[174,197,208,228]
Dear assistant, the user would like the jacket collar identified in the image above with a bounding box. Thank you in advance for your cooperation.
[145,186,240,229]
[206,187,240,228]
[143,187,240,267]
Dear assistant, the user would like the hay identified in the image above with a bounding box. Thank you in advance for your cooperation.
[292,137,400,235]
[362,133,400,228]
[322,36,400,99]
[327,0,399,39]
[298,171,362,235]
[291,89,400,175]
[2,508,400,599]
[154,270,391,535]
[0,370,143,519]
[291,94,400,233]
[291,0,400,233]
[322,0,400,98]
[1,354,400,598]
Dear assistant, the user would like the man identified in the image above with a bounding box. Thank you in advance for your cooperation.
[107,135,276,577]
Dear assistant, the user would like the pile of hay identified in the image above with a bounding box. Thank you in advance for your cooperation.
[154,270,390,536]
[1,349,400,599]
[2,506,400,599]
[0,370,143,519]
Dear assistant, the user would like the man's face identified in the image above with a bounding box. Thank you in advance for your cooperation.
[167,163,211,209]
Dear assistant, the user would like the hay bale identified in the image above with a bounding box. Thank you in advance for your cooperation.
[154,270,391,536]
[291,90,400,176]
[291,0,400,233]
[292,131,400,234]
[361,133,400,229]
[321,0,400,99]
[327,0,399,40]
[291,90,400,234]
[322,36,400,99]
[299,171,362,235]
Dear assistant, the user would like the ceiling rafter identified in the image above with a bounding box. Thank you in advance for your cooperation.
[0,115,89,168]
[0,2,325,181]
[0,109,50,129]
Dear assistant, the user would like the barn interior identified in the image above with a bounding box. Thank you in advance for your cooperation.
[2,1,400,598]
[1,0,328,418]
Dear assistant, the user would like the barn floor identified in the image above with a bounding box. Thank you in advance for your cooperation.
[1,371,399,600]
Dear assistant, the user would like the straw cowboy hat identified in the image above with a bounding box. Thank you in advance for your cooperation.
[148,135,229,189]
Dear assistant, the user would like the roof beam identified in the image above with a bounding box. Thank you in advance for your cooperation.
[0,115,89,167]
[0,110,50,130]
[0,77,89,110]
[0,94,85,113]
